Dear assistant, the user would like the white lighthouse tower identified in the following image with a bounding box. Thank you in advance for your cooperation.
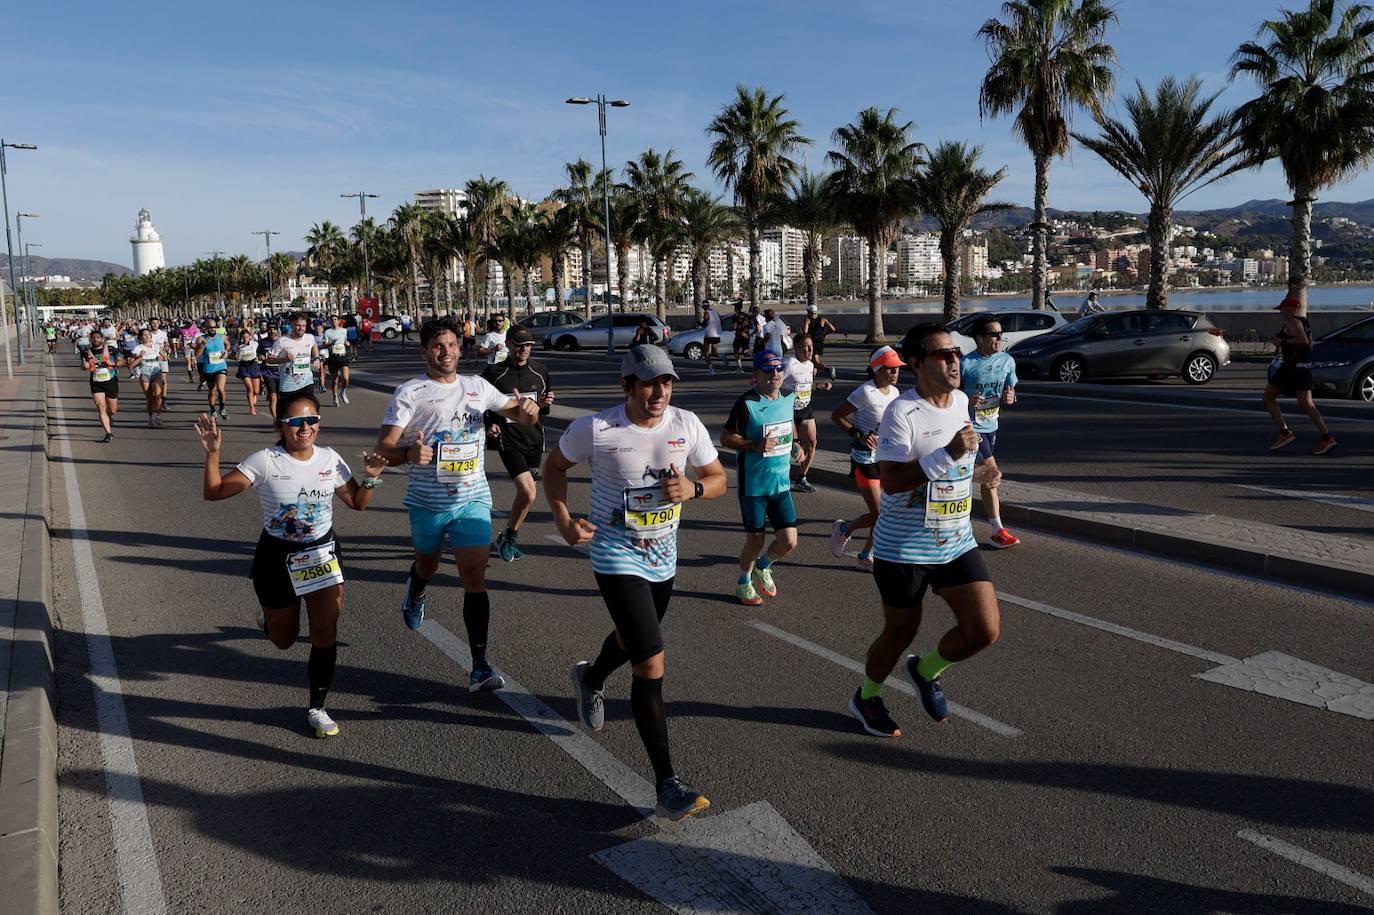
[131,208,166,276]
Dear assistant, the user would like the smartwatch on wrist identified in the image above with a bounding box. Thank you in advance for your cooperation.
[693,480,704,500]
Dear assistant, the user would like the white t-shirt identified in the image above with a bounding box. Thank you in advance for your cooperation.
[150,329,169,358]
[873,390,977,565]
[132,343,163,375]
[272,334,317,392]
[382,374,511,511]
[763,318,789,355]
[557,404,718,582]
[782,356,816,413]
[235,445,353,544]
[845,380,900,464]
[703,309,722,338]
[481,331,508,365]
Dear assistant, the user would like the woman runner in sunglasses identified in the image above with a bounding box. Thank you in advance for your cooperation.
[194,392,388,737]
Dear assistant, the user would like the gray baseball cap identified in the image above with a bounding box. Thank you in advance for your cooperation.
[620,344,679,381]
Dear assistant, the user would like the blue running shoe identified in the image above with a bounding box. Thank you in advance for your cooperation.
[904,654,949,723]
[469,664,506,693]
[401,590,427,631]
[497,528,523,562]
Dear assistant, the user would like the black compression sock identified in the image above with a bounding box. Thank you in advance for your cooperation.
[408,562,431,600]
[463,591,491,666]
[308,644,337,709]
[630,675,674,784]
[585,632,629,691]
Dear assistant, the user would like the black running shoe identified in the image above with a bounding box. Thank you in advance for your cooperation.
[848,688,901,738]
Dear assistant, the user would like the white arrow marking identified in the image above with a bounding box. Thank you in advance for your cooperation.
[1237,830,1374,898]
[1233,484,1374,514]
[419,619,874,913]
[998,592,1374,720]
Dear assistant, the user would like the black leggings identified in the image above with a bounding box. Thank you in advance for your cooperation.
[593,573,674,664]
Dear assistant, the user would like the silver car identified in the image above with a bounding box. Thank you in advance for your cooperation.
[1008,309,1231,384]
[546,313,672,351]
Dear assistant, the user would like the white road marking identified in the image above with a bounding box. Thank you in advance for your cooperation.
[1233,484,1374,514]
[998,592,1374,720]
[544,532,589,554]
[49,366,169,915]
[748,621,1023,738]
[418,619,874,913]
[1237,829,1374,898]
[1025,390,1374,423]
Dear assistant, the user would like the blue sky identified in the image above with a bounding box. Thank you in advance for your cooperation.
[5,0,1371,268]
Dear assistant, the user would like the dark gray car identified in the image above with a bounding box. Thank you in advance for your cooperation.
[1269,313,1374,402]
[1008,309,1231,384]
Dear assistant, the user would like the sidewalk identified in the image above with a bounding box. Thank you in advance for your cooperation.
[0,339,57,915]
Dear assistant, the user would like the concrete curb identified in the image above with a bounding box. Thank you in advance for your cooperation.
[0,352,59,915]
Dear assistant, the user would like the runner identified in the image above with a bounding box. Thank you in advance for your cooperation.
[760,308,789,357]
[234,328,264,416]
[194,324,230,418]
[1265,294,1337,454]
[129,328,167,428]
[461,313,476,366]
[260,325,282,423]
[373,316,540,691]
[149,318,171,411]
[830,346,903,566]
[83,330,126,442]
[180,320,201,382]
[321,315,353,407]
[802,305,837,377]
[700,301,722,375]
[478,316,507,366]
[960,315,1020,548]
[546,344,727,821]
[196,394,387,737]
[848,322,1003,739]
[266,311,322,409]
[782,333,832,493]
[722,350,798,606]
[730,302,751,373]
[44,322,57,354]
[480,325,554,562]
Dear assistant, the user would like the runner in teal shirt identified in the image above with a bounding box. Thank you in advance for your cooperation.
[957,315,1020,549]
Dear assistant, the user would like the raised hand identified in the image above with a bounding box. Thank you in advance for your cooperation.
[407,431,433,465]
[194,414,221,453]
[361,450,388,479]
[661,465,692,503]
[946,424,979,459]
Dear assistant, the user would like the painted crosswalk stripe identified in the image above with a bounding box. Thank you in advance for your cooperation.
[748,621,1022,738]
[1237,829,1374,898]
[1233,484,1374,514]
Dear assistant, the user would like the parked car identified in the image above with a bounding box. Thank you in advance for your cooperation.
[667,323,793,361]
[1008,309,1230,384]
[372,314,403,338]
[1268,313,1374,402]
[547,313,672,351]
[518,310,585,346]
[945,310,1069,354]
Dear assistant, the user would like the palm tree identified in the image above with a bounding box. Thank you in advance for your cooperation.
[542,207,580,312]
[607,189,639,312]
[623,148,693,320]
[977,0,1118,310]
[464,175,511,315]
[305,220,346,313]
[389,203,428,313]
[679,189,742,312]
[268,252,297,306]
[1074,76,1252,310]
[438,213,484,316]
[824,107,925,342]
[1231,0,1374,309]
[553,159,608,317]
[420,210,457,314]
[779,170,837,311]
[910,143,1014,321]
[706,84,810,310]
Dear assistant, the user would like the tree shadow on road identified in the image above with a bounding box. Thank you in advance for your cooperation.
[1051,865,1372,914]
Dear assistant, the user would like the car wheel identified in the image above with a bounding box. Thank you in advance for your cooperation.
[1354,366,1374,403]
[1053,356,1084,384]
[556,335,579,352]
[684,342,703,361]
[1182,351,1217,385]
[383,328,398,339]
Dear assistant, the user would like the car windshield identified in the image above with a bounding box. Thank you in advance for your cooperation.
[1322,316,1374,342]
[1052,314,1100,335]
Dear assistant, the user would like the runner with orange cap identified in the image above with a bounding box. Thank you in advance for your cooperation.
[1264,294,1337,454]
[830,345,903,566]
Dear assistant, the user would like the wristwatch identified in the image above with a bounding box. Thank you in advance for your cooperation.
[693,480,704,500]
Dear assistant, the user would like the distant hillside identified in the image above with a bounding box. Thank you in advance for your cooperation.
[3,255,132,282]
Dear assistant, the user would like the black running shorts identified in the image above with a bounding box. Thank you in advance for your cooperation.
[250,528,339,610]
[594,573,674,664]
[498,444,544,480]
[872,549,991,609]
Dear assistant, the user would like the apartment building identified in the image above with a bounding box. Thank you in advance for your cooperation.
[895,233,942,284]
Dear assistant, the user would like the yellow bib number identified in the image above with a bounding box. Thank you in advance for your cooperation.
[924,475,972,531]
[287,543,343,596]
[623,485,680,540]
[436,440,482,485]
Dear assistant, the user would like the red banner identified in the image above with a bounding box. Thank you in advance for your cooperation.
[356,297,379,321]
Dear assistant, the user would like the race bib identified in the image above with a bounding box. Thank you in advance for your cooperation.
[331,340,347,355]
[92,367,113,383]
[923,475,972,530]
[208,350,226,366]
[436,440,482,485]
[292,353,312,374]
[762,420,793,458]
[622,484,680,540]
[287,542,343,596]
[975,404,1000,424]
[793,381,812,410]
[239,346,257,360]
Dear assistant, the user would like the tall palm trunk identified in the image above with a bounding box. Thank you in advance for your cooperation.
[464,258,479,315]
[554,257,568,312]
[1146,204,1171,310]
[617,247,630,314]
[581,242,594,318]
[654,257,667,321]
[524,269,536,316]
[1288,187,1314,312]
[1031,152,1050,310]
[803,239,819,310]
[691,258,705,312]
[504,272,515,320]
[727,245,737,300]
[409,257,421,312]
[747,216,761,309]
[866,237,884,342]
[940,231,962,323]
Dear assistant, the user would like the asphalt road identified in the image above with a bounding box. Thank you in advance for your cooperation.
[50,344,1373,914]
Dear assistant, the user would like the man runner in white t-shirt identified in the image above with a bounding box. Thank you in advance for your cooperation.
[848,323,1004,739]
[700,301,722,375]
[545,345,727,821]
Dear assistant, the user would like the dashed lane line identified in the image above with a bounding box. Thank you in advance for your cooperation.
[1237,829,1374,899]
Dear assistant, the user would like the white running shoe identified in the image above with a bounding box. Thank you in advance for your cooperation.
[829,520,851,558]
[307,707,339,737]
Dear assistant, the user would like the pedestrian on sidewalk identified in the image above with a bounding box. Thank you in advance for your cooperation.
[1265,294,1337,455]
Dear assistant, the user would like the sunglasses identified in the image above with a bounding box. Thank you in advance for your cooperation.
[922,347,961,364]
[282,415,321,428]
[978,331,1003,338]
[759,366,784,373]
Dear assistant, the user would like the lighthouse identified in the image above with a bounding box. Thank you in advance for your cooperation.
[131,208,166,276]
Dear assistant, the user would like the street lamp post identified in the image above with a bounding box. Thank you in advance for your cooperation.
[566,95,629,355]
[1,139,37,374]
[16,212,37,340]
[341,192,378,304]
[252,230,280,319]
[24,242,41,323]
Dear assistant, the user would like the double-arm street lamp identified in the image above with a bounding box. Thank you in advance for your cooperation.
[24,242,41,322]
[565,96,629,355]
[341,192,378,303]
[252,230,280,318]
[16,212,37,341]
[1,139,37,374]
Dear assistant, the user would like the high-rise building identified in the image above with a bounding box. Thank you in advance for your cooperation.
[131,209,165,277]
[895,233,942,284]
[824,235,869,288]
[707,241,749,298]
[960,241,989,282]
[762,225,805,290]
[413,188,468,216]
